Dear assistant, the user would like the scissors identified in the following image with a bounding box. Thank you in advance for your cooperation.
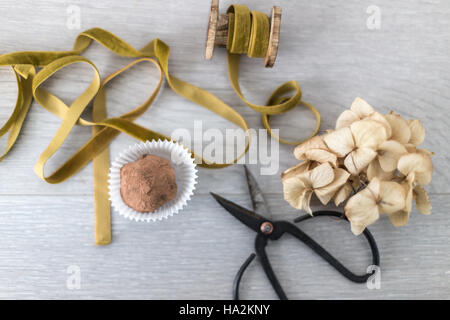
[210,165,380,300]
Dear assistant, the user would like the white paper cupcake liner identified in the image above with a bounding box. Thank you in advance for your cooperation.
[109,140,197,222]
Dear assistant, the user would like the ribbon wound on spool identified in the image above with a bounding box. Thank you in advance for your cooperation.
[225,3,321,145]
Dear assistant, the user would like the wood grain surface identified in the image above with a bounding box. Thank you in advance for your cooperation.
[0,0,449,299]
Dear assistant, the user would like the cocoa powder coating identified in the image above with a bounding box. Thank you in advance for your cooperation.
[120,154,177,212]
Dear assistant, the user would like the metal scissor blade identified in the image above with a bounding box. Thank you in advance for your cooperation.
[243,165,270,219]
[210,192,266,233]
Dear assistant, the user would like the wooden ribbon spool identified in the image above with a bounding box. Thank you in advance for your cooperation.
[205,0,282,68]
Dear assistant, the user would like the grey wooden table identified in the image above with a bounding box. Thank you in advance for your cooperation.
[0,0,449,299]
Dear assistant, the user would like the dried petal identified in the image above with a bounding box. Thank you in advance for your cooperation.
[398,153,422,176]
[323,127,354,157]
[334,182,353,206]
[298,190,314,215]
[377,140,407,172]
[308,162,335,189]
[282,176,307,210]
[309,161,321,170]
[378,181,406,214]
[314,168,350,205]
[398,153,433,185]
[368,112,392,138]
[386,180,413,229]
[350,97,374,118]
[345,181,380,235]
[336,110,360,129]
[293,136,328,160]
[367,159,395,181]
[281,161,310,180]
[414,185,431,215]
[303,149,338,167]
[408,119,425,146]
[387,210,410,227]
[402,180,413,213]
[385,112,411,144]
[405,146,433,157]
[344,147,377,174]
[351,120,387,149]
[417,148,434,157]
[404,144,417,153]
[349,222,370,235]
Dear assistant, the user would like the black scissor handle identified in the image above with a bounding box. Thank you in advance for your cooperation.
[255,234,289,300]
[295,211,380,269]
[233,252,256,300]
[233,235,289,300]
[236,211,380,300]
[279,220,378,283]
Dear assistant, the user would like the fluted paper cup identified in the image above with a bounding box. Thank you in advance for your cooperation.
[109,140,197,222]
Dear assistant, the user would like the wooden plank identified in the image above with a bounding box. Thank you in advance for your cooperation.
[0,194,448,299]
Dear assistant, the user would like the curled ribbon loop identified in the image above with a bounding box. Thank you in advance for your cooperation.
[0,28,250,244]
[0,19,321,244]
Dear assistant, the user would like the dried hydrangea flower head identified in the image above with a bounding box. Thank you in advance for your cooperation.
[324,119,388,175]
[336,97,392,136]
[282,97,433,235]
[293,136,337,167]
[344,177,406,234]
[282,162,349,214]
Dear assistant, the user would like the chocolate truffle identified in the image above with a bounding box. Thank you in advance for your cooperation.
[120,154,177,212]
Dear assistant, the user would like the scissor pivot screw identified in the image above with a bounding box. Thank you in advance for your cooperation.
[260,222,274,235]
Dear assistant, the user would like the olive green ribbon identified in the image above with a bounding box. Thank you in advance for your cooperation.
[0,28,251,245]
[0,17,321,244]
[226,4,321,145]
